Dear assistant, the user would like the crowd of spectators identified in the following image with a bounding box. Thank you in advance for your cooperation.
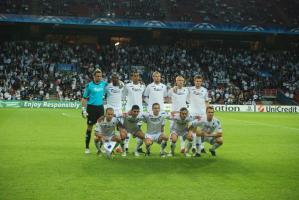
[0,40,298,105]
[0,0,298,27]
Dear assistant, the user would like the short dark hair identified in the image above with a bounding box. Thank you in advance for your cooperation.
[106,107,114,113]
[131,105,140,110]
[152,103,160,108]
[131,70,139,75]
[194,75,203,80]
[206,106,214,112]
[180,107,188,113]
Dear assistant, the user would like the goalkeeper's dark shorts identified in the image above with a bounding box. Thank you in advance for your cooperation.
[86,104,104,125]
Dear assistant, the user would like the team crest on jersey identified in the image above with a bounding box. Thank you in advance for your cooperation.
[132,87,142,92]
[109,88,120,93]
[153,87,163,91]
[94,88,103,92]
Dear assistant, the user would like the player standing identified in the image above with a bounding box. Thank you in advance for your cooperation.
[105,73,124,116]
[188,75,209,156]
[168,75,189,153]
[123,71,145,112]
[81,69,107,154]
[143,71,168,113]
[122,71,145,153]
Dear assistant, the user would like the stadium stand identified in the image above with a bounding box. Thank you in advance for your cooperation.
[0,0,298,26]
[0,41,298,104]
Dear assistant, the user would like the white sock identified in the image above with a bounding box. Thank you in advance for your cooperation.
[180,136,185,150]
[196,136,202,153]
[124,133,131,149]
[200,136,205,150]
[135,137,143,152]
[192,133,196,148]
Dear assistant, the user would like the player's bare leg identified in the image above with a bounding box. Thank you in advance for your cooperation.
[184,132,193,157]
[119,129,127,156]
[168,133,178,157]
[134,131,145,157]
[209,137,223,156]
[144,138,153,156]
[94,135,103,157]
[158,134,168,157]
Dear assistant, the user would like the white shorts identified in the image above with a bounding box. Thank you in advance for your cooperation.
[170,131,187,141]
[95,132,115,142]
[170,130,187,138]
[145,132,162,143]
[203,136,216,144]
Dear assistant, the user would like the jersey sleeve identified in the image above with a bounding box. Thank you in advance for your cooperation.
[143,84,150,97]
[122,84,128,97]
[168,88,173,100]
[163,85,168,97]
[95,122,101,133]
[204,88,209,101]
[186,87,191,103]
[215,119,222,133]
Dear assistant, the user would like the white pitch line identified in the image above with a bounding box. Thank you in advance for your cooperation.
[61,112,80,118]
[228,119,299,131]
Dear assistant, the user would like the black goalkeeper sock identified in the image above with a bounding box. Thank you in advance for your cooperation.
[85,130,91,149]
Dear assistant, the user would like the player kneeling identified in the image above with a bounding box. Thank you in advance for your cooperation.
[168,107,193,157]
[121,105,145,157]
[188,106,223,156]
[143,103,169,157]
[94,108,127,158]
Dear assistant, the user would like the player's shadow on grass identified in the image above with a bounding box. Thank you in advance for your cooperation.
[82,154,250,177]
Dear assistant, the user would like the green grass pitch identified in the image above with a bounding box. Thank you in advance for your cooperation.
[0,108,299,200]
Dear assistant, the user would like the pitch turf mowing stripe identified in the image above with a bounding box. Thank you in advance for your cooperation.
[0,109,299,200]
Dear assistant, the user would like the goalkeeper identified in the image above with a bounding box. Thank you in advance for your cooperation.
[81,69,107,154]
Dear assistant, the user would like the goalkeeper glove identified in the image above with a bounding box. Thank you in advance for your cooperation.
[82,107,88,118]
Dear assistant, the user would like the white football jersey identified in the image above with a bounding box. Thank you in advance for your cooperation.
[123,82,145,112]
[170,113,192,134]
[188,86,208,116]
[168,87,189,112]
[144,82,167,112]
[120,115,143,134]
[142,113,166,134]
[105,83,124,110]
[190,117,222,134]
[95,117,120,136]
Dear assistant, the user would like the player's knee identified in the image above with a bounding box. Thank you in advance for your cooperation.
[113,136,121,143]
[120,133,127,140]
[139,134,145,140]
[94,135,101,142]
[186,134,192,141]
[217,139,223,145]
[171,135,177,142]
[145,139,152,146]
[163,135,169,141]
